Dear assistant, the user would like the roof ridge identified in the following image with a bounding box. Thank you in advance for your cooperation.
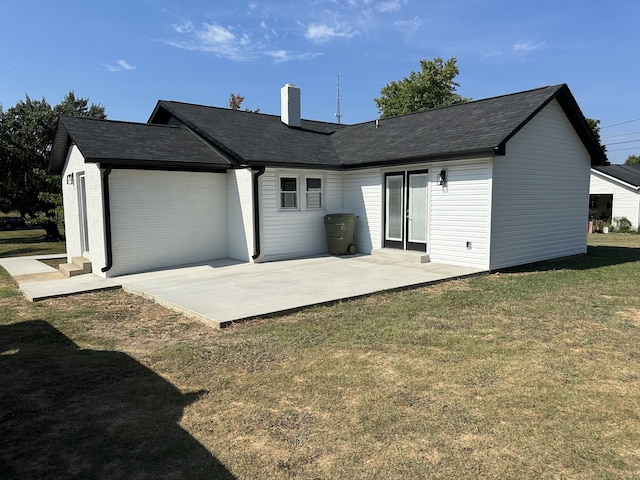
[350,84,566,125]
[157,100,344,127]
[61,115,184,129]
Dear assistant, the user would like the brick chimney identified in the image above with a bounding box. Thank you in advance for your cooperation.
[281,84,301,128]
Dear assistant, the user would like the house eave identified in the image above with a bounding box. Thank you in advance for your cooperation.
[87,158,231,173]
[591,168,640,191]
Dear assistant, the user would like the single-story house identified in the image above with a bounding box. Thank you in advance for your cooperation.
[49,83,606,278]
[589,164,640,229]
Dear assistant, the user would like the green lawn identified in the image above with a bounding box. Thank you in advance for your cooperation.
[0,228,65,257]
[1,233,639,479]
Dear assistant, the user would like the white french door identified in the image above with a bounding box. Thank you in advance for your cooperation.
[384,170,428,252]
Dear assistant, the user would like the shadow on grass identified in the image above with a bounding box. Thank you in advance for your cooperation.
[0,230,48,245]
[0,321,235,480]
[500,245,640,274]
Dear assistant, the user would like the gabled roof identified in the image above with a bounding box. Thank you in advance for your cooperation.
[148,101,346,168]
[149,84,605,169]
[592,164,640,189]
[49,116,233,174]
[50,83,606,174]
[332,84,605,167]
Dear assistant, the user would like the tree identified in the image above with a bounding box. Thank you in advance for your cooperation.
[228,93,245,110]
[0,91,106,238]
[228,93,260,113]
[585,118,607,155]
[624,154,640,165]
[374,57,471,118]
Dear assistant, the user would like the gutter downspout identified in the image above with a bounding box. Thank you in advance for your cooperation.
[251,166,266,260]
[101,167,113,273]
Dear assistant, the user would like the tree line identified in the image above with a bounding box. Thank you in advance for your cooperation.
[0,92,105,237]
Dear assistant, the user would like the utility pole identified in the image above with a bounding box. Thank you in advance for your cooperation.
[334,74,342,124]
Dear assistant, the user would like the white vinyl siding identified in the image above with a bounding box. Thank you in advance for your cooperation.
[343,169,382,254]
[260,168,342,260]
[227,168,254,261]
[427,160,492,269]
[590,171,640,229]
[490,99,591,270]
[107,170,228,276]
[61,145,106,274]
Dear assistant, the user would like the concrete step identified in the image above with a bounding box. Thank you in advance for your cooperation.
[59,257,92,277]
[371,248,429,264]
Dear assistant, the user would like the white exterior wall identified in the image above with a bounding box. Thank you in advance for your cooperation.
[590,172,640,228]
[107,170,228,276]
[227,168,254,261]
[490,100,591,270]
[61,145,107,273]
[427,159,492,269]
[259,168,343,261]
[343,168,382,254]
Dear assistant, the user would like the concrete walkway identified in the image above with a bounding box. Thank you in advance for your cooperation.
[0,254,485,328]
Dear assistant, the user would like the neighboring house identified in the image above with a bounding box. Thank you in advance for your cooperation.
[590,165,640,229]
[49,83,606,278]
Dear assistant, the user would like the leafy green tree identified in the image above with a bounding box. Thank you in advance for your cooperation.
[0,92,105,238]
[624,154,640,165]
[374,57,471,118]
[585,118,607,155]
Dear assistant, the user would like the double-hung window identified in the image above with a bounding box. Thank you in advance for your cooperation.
[305,177,323,209]
[280,176,298,209]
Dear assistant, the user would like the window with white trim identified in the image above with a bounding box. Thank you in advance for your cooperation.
[305,177,323,209]
[280,176,298,209]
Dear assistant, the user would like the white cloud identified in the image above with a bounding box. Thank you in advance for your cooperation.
[305,22,358,43]
[103,59,136,72]
[393,16,422,36]
[377,0,403,13]
[511,41,545,52]
[164,22,252,60]
[265,49,323,63]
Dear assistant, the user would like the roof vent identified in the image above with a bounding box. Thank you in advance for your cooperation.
[281,84,301,128]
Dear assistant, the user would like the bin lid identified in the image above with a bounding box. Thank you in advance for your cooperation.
[324,213,357,220]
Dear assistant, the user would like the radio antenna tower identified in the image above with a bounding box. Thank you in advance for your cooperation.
[334,74,342,124]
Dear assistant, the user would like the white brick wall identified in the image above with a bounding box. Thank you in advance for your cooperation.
[107,169,228,276]
[61,145,106,274]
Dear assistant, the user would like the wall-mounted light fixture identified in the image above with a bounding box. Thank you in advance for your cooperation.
[438,169,447,186]
[66,173,74,185]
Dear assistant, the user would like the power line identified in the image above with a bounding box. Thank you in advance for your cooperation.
[601,130,640,139]
[605,139,640,146]
[608,146,640,152]
[601,117,640,129]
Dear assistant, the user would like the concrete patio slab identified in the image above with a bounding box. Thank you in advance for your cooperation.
[1,254,485,327]
[116,255,485,327]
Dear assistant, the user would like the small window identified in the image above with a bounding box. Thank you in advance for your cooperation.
[280,177,298,209]
[306,177,323,209]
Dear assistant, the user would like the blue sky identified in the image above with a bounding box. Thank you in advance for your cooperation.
[1,0,639,164]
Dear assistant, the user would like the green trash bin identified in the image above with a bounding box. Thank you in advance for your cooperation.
[324,213,357,255]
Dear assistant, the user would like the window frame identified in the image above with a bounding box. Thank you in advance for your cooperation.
[304,176,324,210]
[279,175,299,210]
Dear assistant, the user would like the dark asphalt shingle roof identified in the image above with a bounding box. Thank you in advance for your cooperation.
[49,83,606,174]
[592,164,640,188]
[150,84,605,168]
[49,116,233,174]
[149,101,346,167]
[331,84,588,166]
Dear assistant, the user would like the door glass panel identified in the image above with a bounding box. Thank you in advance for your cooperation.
[77,174,90,253]
[386,175,403,241]
[408,173,427,243]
